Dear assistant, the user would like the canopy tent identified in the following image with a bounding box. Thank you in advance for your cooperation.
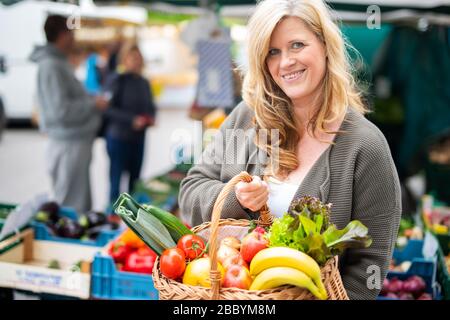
[2,0,450,16]
[94,0,450,24]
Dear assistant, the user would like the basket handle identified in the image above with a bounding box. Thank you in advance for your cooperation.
[209,171,273,300]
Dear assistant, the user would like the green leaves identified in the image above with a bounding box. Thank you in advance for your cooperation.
[299,215,317,236]
[288,196,331,233]
[268,196,372,266]
[323,220,373,255]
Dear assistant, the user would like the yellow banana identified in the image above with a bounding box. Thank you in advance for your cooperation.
[249,266,327,300]
[249,247,327,298]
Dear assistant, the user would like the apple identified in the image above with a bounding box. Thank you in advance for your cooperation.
[217,244,240,265]
[221,253,248,271]
[222,264,253,290]
[220,237,241,251]
[240,228,269,263]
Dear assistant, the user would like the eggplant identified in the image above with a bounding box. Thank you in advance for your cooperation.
[54,217,84,239]
[78,211,107,229]
[35,210,51,223]
[38,201,60,223]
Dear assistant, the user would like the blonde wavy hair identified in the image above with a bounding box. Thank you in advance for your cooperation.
[242,0,368,178]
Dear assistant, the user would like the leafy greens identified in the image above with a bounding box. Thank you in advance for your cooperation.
[268,196,372,265]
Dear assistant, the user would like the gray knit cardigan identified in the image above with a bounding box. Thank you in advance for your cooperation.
[179,102,402,300]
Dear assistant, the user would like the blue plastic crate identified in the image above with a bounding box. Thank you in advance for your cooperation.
[32,207,123,247]
[91,253,159,300]
[378,239,440,299]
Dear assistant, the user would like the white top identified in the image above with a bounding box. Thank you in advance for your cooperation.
[266,177,300,218]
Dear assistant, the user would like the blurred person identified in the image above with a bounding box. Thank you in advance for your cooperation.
[104,42,157,204]
[30,15,109,213]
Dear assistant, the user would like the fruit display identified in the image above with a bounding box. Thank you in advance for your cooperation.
[379,276,432,300]
[422,195,450,235]
[35,201,120,241]
[389,260,412,273]
[107,228,157,274]
[396,217,423,248]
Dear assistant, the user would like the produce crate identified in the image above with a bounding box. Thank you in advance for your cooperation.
[0,229,99,299]
[91,252,158,300]
[32,207,123,247]
[436,234,450,300]
[0,203,17,220]
[378,239,440,299]
[0,203,30,253]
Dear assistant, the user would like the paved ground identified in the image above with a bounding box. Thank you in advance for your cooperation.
[0,108,198,212]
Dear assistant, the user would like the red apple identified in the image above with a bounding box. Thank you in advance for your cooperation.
[222,264,253,290]
[240,229,269,263]
[222,253,249,271]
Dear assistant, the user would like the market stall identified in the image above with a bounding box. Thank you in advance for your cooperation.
[0,0,449,302]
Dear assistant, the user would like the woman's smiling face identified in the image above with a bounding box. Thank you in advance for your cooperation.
[266,16,327,107]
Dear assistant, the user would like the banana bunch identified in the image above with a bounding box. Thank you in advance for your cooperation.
[249,247,328,300]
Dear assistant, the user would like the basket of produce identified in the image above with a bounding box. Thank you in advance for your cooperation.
[114,172,372,300]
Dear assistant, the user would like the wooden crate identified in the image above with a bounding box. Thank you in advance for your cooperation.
[0,229,99,299]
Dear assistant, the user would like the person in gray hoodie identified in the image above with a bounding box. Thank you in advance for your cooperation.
[30,15,109,213]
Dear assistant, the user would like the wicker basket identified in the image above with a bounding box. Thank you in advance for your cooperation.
[152,172,349,300]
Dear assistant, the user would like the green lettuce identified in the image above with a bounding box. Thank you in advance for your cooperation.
[268,196,372,266]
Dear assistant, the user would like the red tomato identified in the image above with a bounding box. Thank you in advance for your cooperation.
[177,234,206,260]
[160,248,186,280]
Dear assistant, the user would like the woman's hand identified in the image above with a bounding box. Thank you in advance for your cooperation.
[235,176,269,212]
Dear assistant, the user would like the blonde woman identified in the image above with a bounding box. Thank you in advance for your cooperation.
[179,0,401,300]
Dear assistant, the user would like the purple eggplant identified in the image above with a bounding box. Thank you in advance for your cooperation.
[36,201,60,223]
[54,217,84,239]
[78,211,107,229]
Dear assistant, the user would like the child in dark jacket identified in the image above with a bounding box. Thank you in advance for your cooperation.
[105,42,156,203]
